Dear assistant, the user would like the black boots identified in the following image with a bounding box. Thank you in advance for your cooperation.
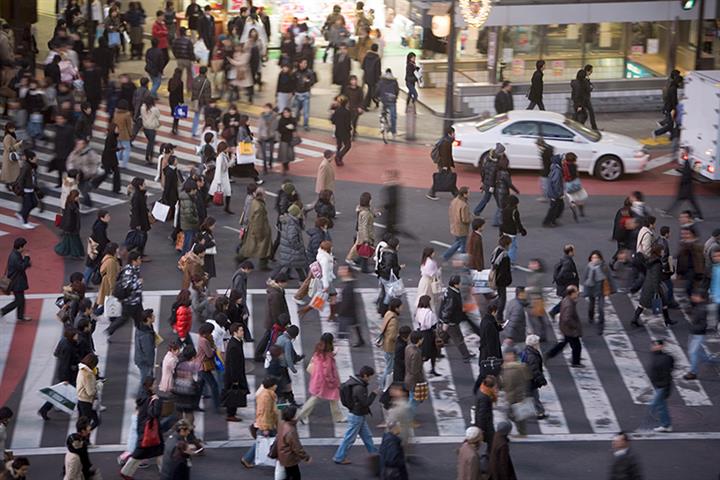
[662,307,676,326]
[224,196,234,214]
[631,306,643,327]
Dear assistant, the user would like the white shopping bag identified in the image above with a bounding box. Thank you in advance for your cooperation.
[274,461,287,480]
[151,201,171,223]
[104,295,122,318]
[39,382,77,414]
[193,41,210,65]
[254,436,277,467]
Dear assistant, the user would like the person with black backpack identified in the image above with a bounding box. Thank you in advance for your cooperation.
[105,251,143,340]
[439,275,475,363]
[333,366,378,465]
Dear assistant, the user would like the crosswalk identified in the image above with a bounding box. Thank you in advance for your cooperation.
[1,285,719,453]
[0,105,336,226]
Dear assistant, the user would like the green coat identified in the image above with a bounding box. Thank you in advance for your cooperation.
[178,191,199,231]
[240,197,273,259]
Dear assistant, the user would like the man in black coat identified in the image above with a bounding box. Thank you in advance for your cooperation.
[362,44,382,109]
[161,155,182,220]
[473,374,497,450]
[332,44,352,91]
[94,125,122,193]
[331,96,352,166]
[223,322,249,422]
[392,326,411,383]
[51,114,75,186]
[648,339,674,432]
[145,37,166,99]
[81,58,103,119]
[494,81,514,114]
[74,102,94,141]
[439,276,474,362]
[526,60,545,110]
[609,432,644,480]
[44,54,62,86]
[549,244,578,317]
[660,157,703,221]
[199,6,216,51]
[478,304,502,363]
[1,237,31,322]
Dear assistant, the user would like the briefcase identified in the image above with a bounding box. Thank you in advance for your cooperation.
[432,170,457,193]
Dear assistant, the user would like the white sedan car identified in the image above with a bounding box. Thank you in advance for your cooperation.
[452,110,649,181]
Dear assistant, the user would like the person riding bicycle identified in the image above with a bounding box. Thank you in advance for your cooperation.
[376,68,400,139]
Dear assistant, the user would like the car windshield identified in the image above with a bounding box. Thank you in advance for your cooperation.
[564,119,601,142]
[476,114,508,132]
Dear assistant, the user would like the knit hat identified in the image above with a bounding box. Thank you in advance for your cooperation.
[465,426,482,442]
[288,204,302,218]
[281,182,296,195]
[525,334,540,346]
[494,142,506,156]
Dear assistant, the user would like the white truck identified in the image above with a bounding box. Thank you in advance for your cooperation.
[679,70,720,181]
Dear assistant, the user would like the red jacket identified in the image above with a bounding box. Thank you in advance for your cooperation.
[152,21,169,49]
[174,305,192,341]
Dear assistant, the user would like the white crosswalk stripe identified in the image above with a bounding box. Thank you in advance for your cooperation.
[3,287,718,451]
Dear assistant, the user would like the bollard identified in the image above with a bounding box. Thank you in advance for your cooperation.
[405,101,417,141]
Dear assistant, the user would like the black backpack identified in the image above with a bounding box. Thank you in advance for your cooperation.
[339,379,356,410]
[112,269,132,300]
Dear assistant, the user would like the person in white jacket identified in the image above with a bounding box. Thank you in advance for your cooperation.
[636,216,656,259]
[211,141,233,214]
[300,240,338,319]
[140,97,161,163]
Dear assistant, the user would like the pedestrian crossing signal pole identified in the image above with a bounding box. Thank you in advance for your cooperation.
[443,0,458,134]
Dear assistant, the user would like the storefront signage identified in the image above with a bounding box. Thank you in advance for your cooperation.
[227,0,245,13]
[488,30,497,71]
[631,45,644,54]
[502,47,513,63]
[551,60,565,77]
[646,38,659,55]
[511,58,524,76]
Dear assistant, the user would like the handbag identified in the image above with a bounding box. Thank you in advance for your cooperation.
[104,296,122,318]
[531,298,545,317]
[385,271,405,299]
[309,292,327,311]
[140,416,161,448]
[172,104,189,119]
[125,230,145,252]
[432,169,457,193]
[511,397,536,422]
[54,214,63,227]
[213,351,225,372]
[290,134,302,147]
[0,275,11,293]
[213,190,224,206]
[239,141,254,155]
[431,275,442,295]
[357,243,374,258]
[254,436,277,466]
[151,202,171,223]
[90,269,102,286]
[107,31,121,46]
[413,382,429,402]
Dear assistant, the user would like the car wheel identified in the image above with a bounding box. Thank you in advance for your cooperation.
[477,151,490,169]
[594,155,623,181]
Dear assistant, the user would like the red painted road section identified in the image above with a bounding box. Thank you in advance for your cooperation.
[0,207,64,405]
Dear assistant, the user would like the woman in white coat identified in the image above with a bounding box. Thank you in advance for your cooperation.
[417,247,441,311]
[301,240,337,319]
[228,44,254,103]
[211,141,233,214]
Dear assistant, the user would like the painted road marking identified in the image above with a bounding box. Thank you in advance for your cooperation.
[286,293,310,438]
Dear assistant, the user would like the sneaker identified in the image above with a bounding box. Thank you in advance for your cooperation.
[425,194,439,201]
[653,425,672,433]
[536,413,548,420]
[683,372,697,380]
[570,363,585,368]
[240,459,254,469]
[21,223,35,229]
[255,179,265,185]
[694,217,704,223]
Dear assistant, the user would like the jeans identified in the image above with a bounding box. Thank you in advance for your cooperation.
[182,229,196,255]
[379,351,394,391]
[192,110,202,137]
[197,370,220,410]
[293,92,310,127]
[136,363,154,395]
[443,235,467,261]
[83,265,96,285]
[117,140,131,168]
[408,390,419,418]
[547,335,582,365]
[243,429,277,464]
[277,92,293,112]
[20,192,37,223]
[333,413,377,462]
[260,139,275,171]
[79,179,93,207]
[1,291,25,320]
[688,334,720,374]
[150,75,162,97]
[143,128,157,160]
[587,294,605,329]
[473,190,493,216]
[508,236,518,264]
[530,387,545,415]
[385,103,397,134]
[406,81,418,104]
[527,100,545,110]
[649,386,671,427]
[27,119,43,141]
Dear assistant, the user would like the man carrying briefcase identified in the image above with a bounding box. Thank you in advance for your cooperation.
[427,126,459,200]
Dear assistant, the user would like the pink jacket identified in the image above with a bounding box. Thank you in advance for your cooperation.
[308,352,340,401]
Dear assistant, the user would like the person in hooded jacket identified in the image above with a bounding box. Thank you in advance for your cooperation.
[134,309,157,395]
[277,204,308,281]
[489,421,517,480]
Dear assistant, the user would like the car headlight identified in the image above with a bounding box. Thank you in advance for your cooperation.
[634,148,648,158]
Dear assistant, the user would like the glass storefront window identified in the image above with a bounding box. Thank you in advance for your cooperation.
[542,24,584,82]
[499,25,543,82]
[628,22,670,77]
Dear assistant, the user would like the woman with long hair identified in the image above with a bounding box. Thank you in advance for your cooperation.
[417,247,440,311]
[296,333,345,423]
[140,96,161,163]
[211,142,233,214]
[196,323,221,413]
[196,216,217,279]
[172,289,194,346]
[55,190,84,258]
[405,52,420,106]
[168,67,184,135]
[415,295,440,376]
[94,242,120,316]
[0,122,22,186]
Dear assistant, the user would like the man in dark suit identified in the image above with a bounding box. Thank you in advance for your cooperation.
[494,80,514,114]
[362,43,382,109]
[609,432,644,480]
[199,5,216,51]
[527,60,545,110]
[332,44,352,93]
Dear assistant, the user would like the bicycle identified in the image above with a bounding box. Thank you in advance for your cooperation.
[379,105,390,144]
